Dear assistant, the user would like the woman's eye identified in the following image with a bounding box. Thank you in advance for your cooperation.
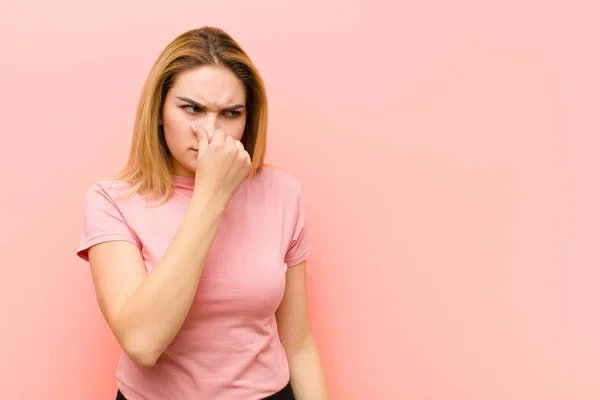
[225,110,241,118]
[181,105,240,118]
[183,105,201,113]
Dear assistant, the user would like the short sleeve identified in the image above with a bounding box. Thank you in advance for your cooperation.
[284,186,310,267]
[76,183,141,262]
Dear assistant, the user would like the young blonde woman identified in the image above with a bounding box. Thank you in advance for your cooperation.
[76,26,330,400]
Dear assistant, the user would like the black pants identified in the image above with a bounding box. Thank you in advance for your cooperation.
[116,381,295,399]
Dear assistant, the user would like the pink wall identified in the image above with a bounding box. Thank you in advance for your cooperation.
[1,1,599,399]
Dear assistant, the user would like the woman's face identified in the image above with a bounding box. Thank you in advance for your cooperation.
[160,66,247,176]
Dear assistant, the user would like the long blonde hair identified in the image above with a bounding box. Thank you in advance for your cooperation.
[112,26,268,203]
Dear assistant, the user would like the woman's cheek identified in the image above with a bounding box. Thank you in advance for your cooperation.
[164,128,188,157]
[231,119,247,141]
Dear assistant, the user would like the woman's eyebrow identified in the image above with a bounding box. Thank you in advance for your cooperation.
[175,96,245,111]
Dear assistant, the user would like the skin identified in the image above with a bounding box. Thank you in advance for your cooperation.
[89,65,330,399]
[162,65,330,399]
[159,66,248,177]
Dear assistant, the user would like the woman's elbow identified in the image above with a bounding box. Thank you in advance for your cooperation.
[124,341,160,368]
[118,331,162,368]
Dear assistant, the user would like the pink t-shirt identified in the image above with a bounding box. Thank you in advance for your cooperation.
[76,167,310,400]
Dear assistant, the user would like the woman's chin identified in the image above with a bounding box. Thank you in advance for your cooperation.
[183,164,196,176]
[171,159,196,177]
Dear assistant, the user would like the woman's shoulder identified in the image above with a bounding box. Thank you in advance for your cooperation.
[83,177,137,203]
[254,164,302,191]
[251,166,305,201]
[249,166,306,209]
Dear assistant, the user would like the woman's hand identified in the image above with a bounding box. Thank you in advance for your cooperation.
[191,124,251,205]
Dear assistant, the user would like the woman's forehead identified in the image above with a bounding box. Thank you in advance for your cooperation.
[170,67,245,107]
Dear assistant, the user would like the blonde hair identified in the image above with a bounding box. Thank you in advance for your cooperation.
[111,26,269,203]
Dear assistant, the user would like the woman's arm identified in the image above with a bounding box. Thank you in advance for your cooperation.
[88,195,226,368]
[276,261,330,400]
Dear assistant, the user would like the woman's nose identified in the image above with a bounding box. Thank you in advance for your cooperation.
[199,116,219,141]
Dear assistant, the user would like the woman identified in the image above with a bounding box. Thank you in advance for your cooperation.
[76,26,330,400]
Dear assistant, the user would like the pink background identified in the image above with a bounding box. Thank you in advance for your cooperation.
[1,1,599,399]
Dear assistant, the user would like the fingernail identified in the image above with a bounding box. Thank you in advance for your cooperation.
[190,124,197,133]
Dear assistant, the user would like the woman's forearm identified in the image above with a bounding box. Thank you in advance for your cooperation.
[288,337,331,400]
[115,195,226,367]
